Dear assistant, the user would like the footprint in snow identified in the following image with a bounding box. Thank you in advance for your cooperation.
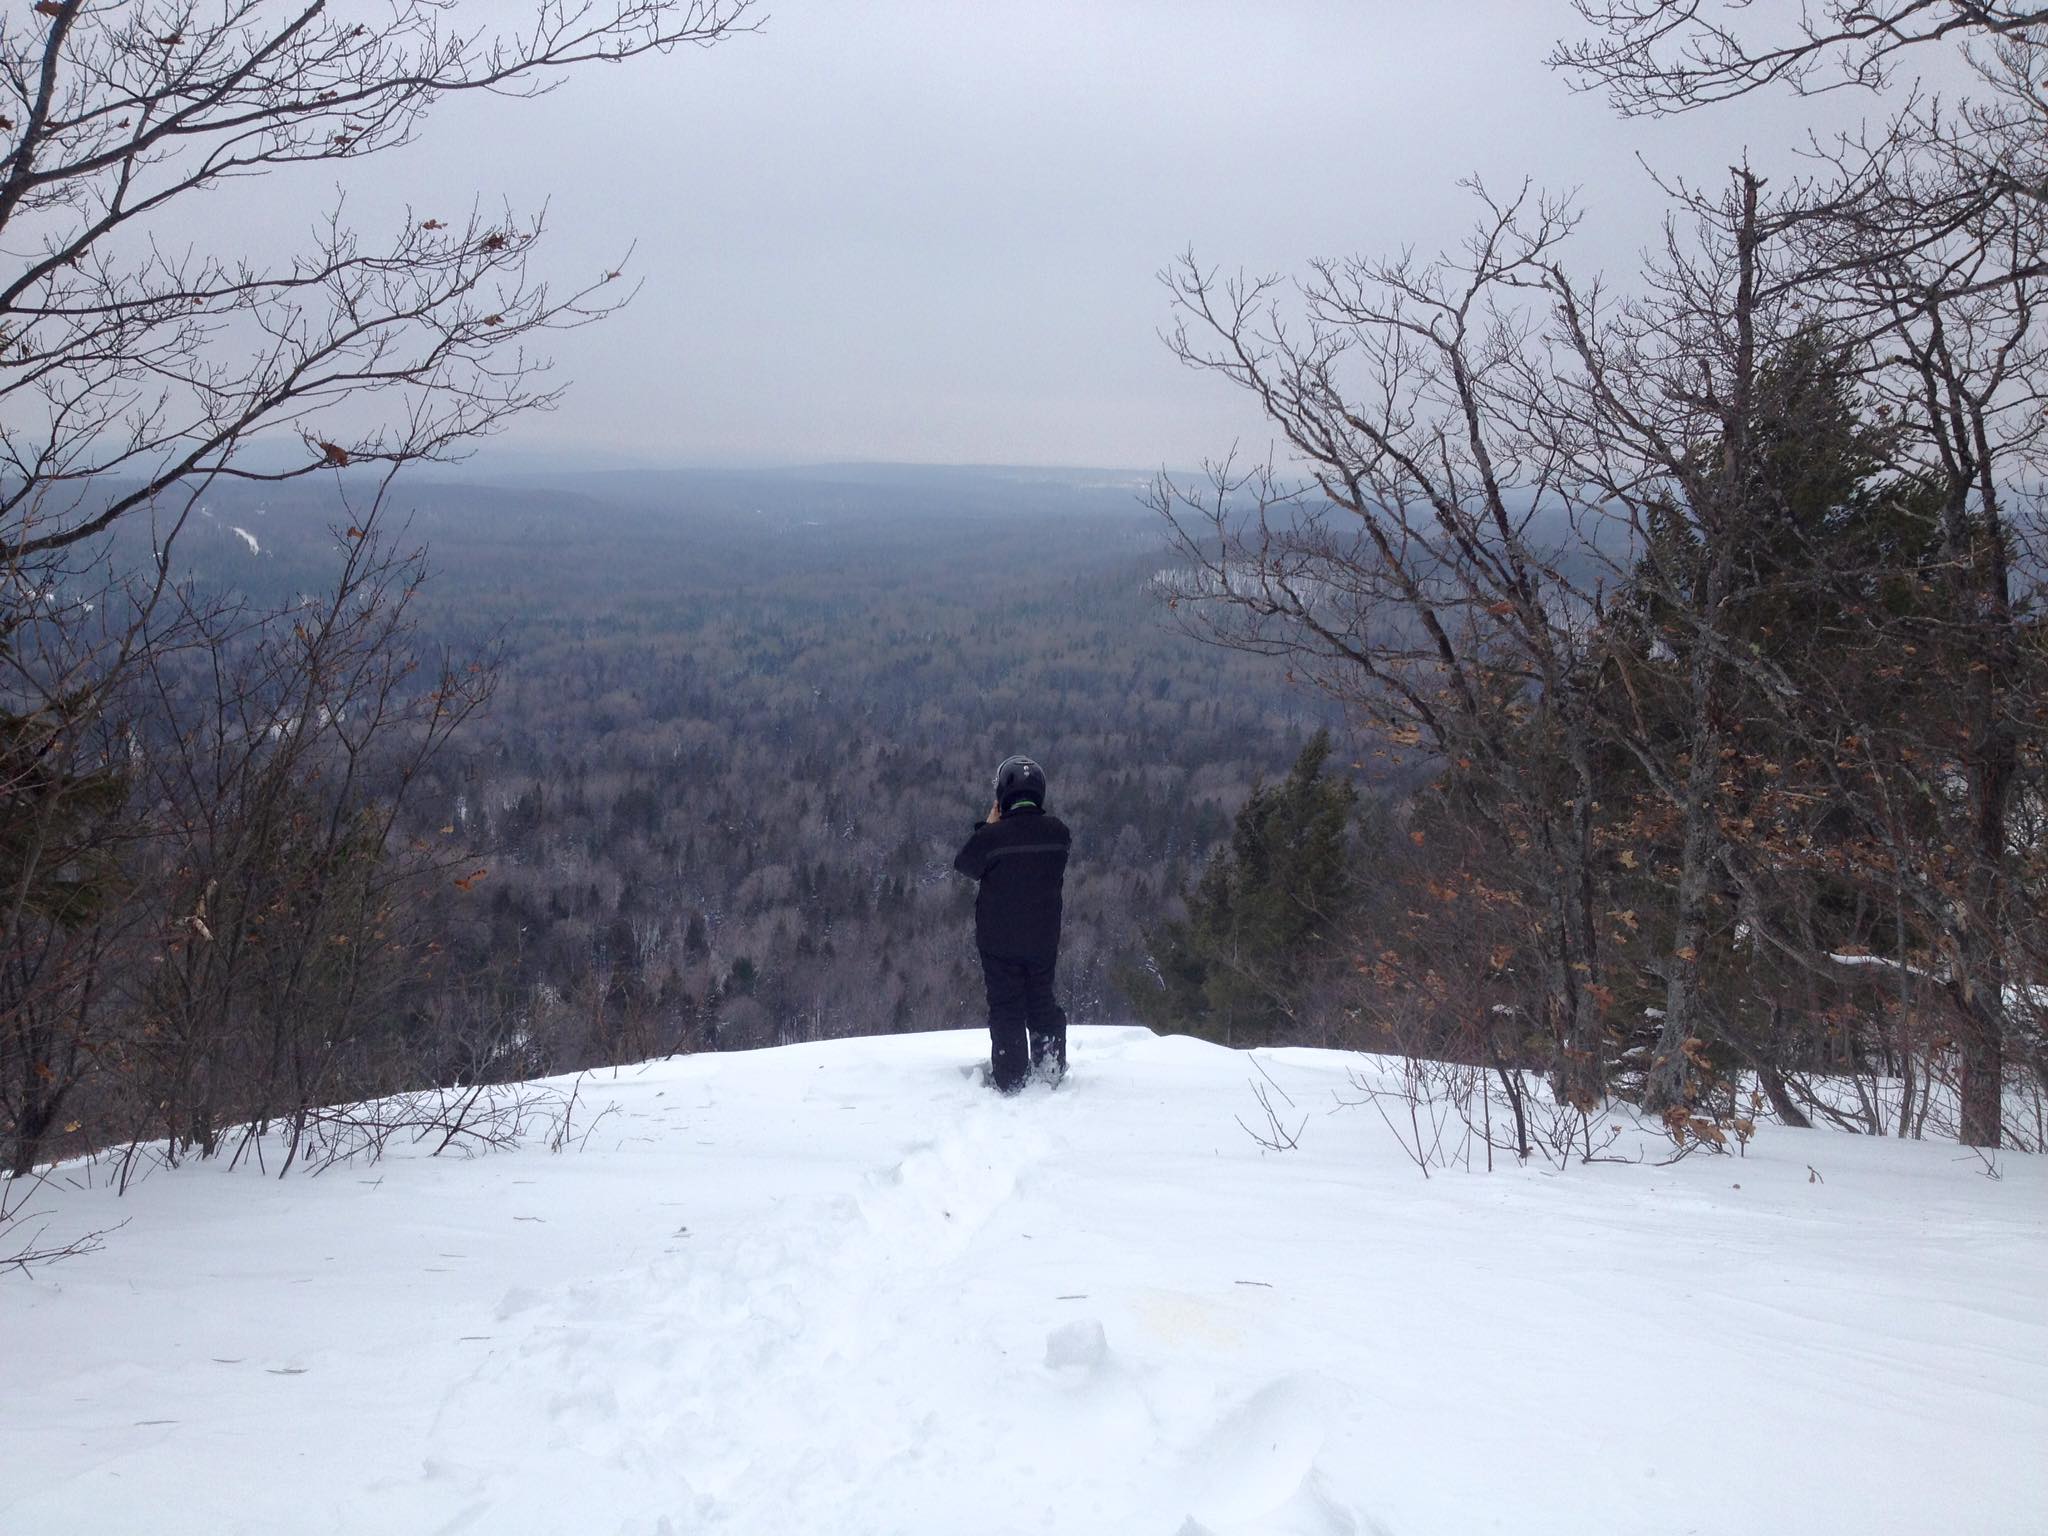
[1179,1374,1382,1535]
[858,1121,1033,1259]
[494,1285,542,1320]
[1045,1317,1109,1372]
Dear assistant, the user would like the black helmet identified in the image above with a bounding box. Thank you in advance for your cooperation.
[994,753,1047,812]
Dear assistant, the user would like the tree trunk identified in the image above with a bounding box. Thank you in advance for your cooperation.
[1641,170,1759,1118]
[8,1094,57,1177]
[1755,1061,1812,1131]
[1947,440,2018,1149]
[1956,1002,2004,1148]
[1952,918,2008,1148]
[1538,743,1610,1112]
[1642,730,1723,1113]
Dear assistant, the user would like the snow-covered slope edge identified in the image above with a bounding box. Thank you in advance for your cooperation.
[4,1026,2043,1536]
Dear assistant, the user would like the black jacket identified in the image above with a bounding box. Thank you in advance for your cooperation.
[953,806,1071,959]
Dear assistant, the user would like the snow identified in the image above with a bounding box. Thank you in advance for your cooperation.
[1826,950,2048,1020]
[4,1026,2044,1535]
[1829,950,1941,979]
[231,526,261,555]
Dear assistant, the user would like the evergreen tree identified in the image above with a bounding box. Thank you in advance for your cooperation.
[1591,331,1951,1108]
[0,692,128,928]
[1,631,130,1174]
[1122,731,1357,1046]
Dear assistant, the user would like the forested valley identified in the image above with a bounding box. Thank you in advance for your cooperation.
[374,466,1339,1065]
[4,464,1359,1172]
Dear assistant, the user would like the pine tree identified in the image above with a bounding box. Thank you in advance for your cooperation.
[1,632,130,1174]
[1591,331,1952,1112]
[1122,731,1357,1045]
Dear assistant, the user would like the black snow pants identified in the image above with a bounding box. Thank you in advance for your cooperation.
[979,951,1066,1093]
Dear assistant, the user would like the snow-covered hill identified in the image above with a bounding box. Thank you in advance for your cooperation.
[5,1027,2043,1535]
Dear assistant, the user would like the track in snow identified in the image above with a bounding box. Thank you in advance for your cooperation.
[4,1025,2042,1536]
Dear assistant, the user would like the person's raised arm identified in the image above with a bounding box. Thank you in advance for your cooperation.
[954,815,998,879]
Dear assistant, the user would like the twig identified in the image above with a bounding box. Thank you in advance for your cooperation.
[1236,1079,1307,1151]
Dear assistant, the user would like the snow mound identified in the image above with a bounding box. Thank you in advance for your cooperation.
[1046,1316,1109,1370]
[4,1025,2043,1535]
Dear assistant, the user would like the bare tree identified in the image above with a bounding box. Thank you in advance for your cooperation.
[1523,168,1880,1120]
[1,0,755,559]
[1,1,754,1188]
[1155,184,1618,1108]
[1552,3,2048,118]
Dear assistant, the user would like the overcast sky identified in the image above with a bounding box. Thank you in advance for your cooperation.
[342,1,1906,472]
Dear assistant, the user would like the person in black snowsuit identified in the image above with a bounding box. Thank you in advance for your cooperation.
[953,754,1071,1093]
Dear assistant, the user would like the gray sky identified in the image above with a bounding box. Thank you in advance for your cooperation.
[343,1,1901,471]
